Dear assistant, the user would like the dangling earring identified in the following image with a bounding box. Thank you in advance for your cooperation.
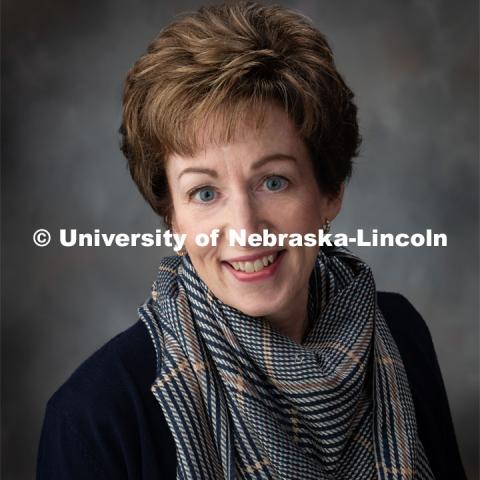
[322,219,331,234]
[171,226,186,256]
[172,228,187,257]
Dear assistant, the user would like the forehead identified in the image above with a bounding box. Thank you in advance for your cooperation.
[167,102,308,172]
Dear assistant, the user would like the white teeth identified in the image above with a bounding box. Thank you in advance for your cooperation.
[244,262,255,273]
[254,259,264,272]
[229,253,279,273]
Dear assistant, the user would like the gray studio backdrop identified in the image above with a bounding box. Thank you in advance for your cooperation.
[2,0,478,478]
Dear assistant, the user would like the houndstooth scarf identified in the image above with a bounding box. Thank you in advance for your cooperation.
[138,246,435,479]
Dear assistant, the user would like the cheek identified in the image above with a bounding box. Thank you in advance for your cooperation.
[173,203,211,238]
[276,196,325,233]
[180,220,219,264]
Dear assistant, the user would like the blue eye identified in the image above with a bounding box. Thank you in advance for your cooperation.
[193,187,216,203]
[264,176,287,192]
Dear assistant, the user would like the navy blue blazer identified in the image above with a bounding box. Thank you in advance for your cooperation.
[36,292,466,479]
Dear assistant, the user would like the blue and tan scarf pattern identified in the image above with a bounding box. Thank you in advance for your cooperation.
[138,246,434,479]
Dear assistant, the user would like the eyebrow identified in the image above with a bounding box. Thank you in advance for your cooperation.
[177,153,297,180]
[178,167,218,180]
[251,153,297,169]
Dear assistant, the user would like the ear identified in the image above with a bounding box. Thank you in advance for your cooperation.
[166,210,178,233]
[325,182,345,221]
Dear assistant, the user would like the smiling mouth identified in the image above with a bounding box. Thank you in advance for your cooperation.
[225,250,284,273]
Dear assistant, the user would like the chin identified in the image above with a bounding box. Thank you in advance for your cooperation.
[228,298,284,318]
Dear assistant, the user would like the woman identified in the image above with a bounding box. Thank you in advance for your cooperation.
[37,2,466,479]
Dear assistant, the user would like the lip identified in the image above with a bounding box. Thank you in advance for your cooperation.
[223,248,284,263]
[222,250,286,283]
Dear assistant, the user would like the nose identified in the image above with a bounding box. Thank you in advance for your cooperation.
[226,190,264,239]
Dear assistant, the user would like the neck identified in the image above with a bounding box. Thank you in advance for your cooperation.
[265,287,310,345]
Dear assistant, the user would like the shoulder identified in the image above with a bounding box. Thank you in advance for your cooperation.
[37,320,176,479]
[47,320,155,416]
[377,291,432,342]
[376,291,441,402]
[377,291,439,372]
[377,291,467,480]
[376,291,448,390]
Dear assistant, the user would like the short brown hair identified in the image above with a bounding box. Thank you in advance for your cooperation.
[120,1,361,226]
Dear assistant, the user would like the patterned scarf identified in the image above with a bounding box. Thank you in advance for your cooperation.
[138,246,434,479]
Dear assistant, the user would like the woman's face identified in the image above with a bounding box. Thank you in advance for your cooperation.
[166,102,343,324]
